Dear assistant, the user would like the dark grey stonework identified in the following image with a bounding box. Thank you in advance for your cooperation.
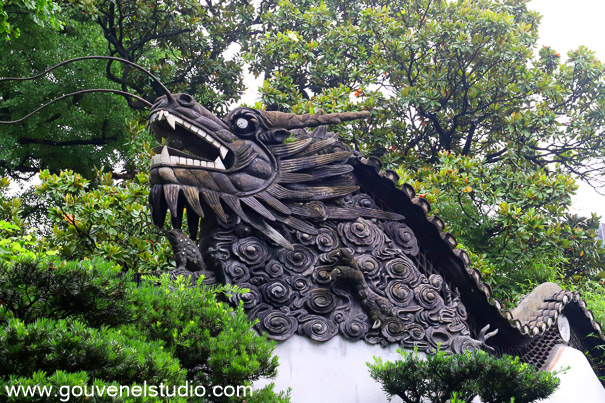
[146,94,494,353]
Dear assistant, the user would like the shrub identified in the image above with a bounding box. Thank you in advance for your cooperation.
[0,318,185,385]
[0,257,133,327]
[368,348,559,403]
[0,255,286,402]
[37,169,173,273]
[131,275,279,386]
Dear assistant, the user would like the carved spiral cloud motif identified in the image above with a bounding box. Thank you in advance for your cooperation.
[259,307,298,341]
[386,281,414,306]
[289,274,312,294]
[233,283,261,309]
[278,244,317,273]
[338,218,384,253]
[386,222,419,256]
[356,254,381,277]
[224,261,250,283]
[232,237,270,266]
[340,316,369,340]
[316,227,339,252]
[385,257,420,285]
[306,288,338,313]
[300,315,338,341]
[265,260,285,278]
[262,279,294,306]
[416,283,444,310]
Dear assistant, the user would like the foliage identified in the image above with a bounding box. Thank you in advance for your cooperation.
[563,279,605,381]
[0,257,133,326]
[132,275,279,386]
[564,279,605,340]
[0,317,185,384]
[0,7,143,180]
[250,0,605,185]
[36,169,173,273]
[0,0,63,40]
[368,348,560,403]
[1,0,260,179]
[396,152,605,305]
[0,254,286,401]
[86,0,259,113]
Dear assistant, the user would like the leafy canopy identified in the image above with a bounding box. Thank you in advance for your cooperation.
[247,0,605,308]
[0,0,262,179]
[250,0,605,186]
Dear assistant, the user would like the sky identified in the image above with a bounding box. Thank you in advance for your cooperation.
[529,0,605,219]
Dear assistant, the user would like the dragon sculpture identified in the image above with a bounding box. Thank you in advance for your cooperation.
[147,93,605,376]
[147,92,499,353]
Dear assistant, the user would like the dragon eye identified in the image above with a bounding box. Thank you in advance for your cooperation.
[177,93,195,107]
[236,118,249,130]
[232,115,256,137]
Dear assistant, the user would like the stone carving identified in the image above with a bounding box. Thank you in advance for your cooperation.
[147,93,494,352]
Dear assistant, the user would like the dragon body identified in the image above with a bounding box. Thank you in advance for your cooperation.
[147,93,605,370]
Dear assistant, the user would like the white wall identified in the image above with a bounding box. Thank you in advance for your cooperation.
[543,345,605,403]
[256,338,605,403]
[254,335,407,402]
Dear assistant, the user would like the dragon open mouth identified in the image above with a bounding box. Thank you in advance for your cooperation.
[149,110,233,170]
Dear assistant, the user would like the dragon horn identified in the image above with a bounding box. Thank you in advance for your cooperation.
[260,109,370,129]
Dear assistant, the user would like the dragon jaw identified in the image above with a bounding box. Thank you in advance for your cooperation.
[149,109,231,171]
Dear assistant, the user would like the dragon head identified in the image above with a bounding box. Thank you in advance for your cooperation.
[148,93,370,248]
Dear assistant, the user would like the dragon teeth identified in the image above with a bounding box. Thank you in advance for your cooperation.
[161,146,170,159]
[151,153,228,171]
[220,146,228,159]
[166,114,176,130]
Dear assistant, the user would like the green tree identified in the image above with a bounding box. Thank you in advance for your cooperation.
[90,0,259,112]
[396,152,605,302]
[0,0,63,40]
[0,175,290,401]
[36,168,173,273]
[247,0,605,308]
[0,253,290,401]
[0,9,141,180]
[249,0,605,182]
[1,0,262,180]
